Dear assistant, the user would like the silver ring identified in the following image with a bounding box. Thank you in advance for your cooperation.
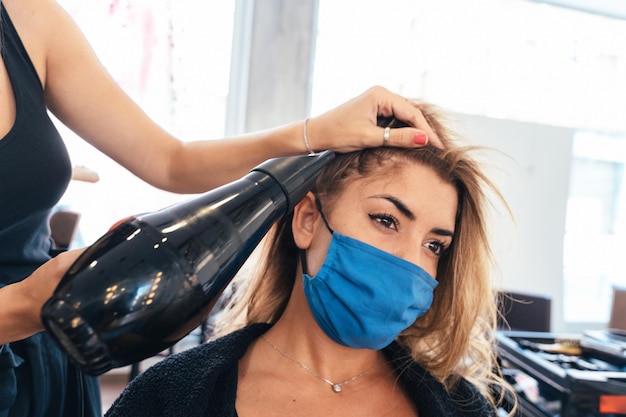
[383,126,390,147]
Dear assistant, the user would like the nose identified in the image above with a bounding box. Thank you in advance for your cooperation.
[399,246,438,278]
[403,250,422,269]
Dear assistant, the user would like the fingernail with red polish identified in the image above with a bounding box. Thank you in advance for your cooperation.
[414,132,428,145]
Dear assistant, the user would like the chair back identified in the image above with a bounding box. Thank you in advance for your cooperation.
[497,290,552,332]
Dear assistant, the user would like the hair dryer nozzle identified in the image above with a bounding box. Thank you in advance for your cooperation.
[251,150,335,211]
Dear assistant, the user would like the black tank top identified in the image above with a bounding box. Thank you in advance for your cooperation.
[0,4,72,285]
[0,7,101,417]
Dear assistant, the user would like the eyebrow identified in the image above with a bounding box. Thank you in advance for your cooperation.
[369,194,455,238]
[370,194,415,220]
[431,228,455,238]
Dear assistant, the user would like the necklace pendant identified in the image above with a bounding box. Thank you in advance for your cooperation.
[332,384,342,393]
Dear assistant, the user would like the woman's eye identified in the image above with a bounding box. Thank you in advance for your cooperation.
[424,240,448,257]
[368,213,399,231]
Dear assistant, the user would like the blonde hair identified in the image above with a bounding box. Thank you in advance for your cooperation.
[223,102,515,412]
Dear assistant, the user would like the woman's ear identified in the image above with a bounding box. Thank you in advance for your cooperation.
[292,192,319,250]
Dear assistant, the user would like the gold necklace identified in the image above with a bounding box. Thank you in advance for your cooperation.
[261,335,381,393]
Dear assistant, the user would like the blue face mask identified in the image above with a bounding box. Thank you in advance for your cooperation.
[301,201,438,350]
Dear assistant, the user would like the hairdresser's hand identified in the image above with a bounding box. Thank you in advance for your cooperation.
[0,249,85,344]
[306,86,443,153]
[27,249,86,317]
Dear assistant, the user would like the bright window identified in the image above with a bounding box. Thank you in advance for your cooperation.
[312,0,626,132]
[55,0,236,245]
[563,132,626,322]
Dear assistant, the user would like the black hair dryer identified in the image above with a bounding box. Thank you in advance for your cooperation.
[41,151,334,376]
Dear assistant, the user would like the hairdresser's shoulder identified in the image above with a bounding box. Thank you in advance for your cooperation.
[2,0,61,30]
[1,0,68,64]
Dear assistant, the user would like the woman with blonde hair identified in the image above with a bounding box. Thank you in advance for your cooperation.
[1,0,440,413]
[106,103,514,417]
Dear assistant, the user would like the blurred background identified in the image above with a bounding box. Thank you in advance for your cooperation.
[54,0,626,334]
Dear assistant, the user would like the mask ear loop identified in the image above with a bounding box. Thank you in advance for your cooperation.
[300,195,334,276]
[314,197,335,234]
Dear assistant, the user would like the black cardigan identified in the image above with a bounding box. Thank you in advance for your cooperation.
[105,323,495,417]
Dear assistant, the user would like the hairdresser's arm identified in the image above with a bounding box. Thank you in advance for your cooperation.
[10,0,440,194]
[0,250,84,344]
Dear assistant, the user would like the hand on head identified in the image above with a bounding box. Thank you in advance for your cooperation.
[305,86,443,154]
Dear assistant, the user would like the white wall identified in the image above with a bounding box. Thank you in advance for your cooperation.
[450,113,575,332]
